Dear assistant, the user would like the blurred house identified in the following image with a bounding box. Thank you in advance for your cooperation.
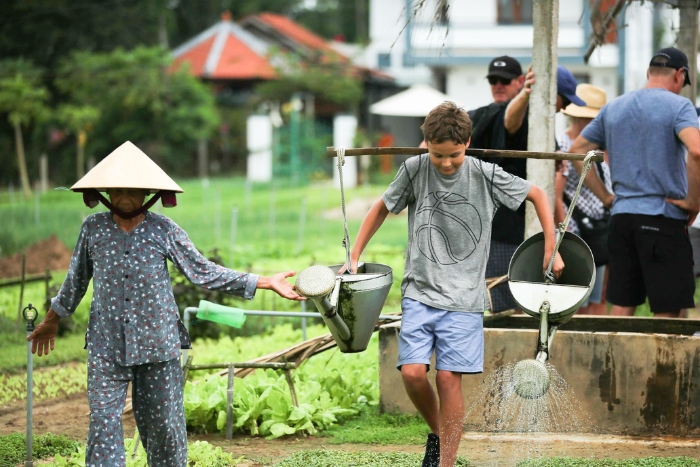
[357,0,681,145]
[171,11,396,183]
[172,11,395,119]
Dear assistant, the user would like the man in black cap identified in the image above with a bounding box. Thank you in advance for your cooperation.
[466,56,527,313]
[482,65,584,313]
[486,55,526,104]
[569,47,700,318]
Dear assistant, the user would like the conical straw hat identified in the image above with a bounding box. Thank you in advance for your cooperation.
[71,141,183,193]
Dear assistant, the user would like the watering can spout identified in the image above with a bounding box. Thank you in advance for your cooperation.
[295,263,393,353]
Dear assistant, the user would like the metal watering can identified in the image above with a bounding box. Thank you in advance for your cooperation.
[507,151,600,399]
[295,263,393,353]
[294,148,394,353]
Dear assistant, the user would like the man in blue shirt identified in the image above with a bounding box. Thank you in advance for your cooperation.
[570,47,700,318]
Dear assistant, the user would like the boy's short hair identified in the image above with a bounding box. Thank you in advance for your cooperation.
[421,101,473,145]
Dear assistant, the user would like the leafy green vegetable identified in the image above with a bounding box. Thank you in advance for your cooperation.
[0,432,81,467]
[184,327,379,438]
[46,433,242,467]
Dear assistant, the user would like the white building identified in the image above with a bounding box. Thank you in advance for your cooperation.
[360,0,684,144]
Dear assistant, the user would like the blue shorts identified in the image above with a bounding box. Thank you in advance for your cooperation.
[397,298,484,374]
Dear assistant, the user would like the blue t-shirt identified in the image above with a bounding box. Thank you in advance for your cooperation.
[581,87,698,219]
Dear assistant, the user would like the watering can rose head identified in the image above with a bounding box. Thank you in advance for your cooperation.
[70,141,183,219]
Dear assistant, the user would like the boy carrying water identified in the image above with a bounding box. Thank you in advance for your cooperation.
[344,102,564,467]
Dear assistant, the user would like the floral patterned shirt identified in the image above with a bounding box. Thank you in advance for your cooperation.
[51,211,258,366]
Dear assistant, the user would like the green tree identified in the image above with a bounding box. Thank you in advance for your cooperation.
[56,105,101,180]
[0,59,49,199]
[55,46,219,172]
[255,51,363,108]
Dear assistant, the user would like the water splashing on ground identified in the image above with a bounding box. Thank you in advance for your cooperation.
[465,360,591,433]
[464,360,593,465]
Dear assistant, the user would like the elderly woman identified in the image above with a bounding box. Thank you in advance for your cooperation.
[28,141,303,467]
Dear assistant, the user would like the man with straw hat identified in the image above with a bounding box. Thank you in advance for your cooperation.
[570,47,700,319]
[555,84,611,315]
[27,141,303,466]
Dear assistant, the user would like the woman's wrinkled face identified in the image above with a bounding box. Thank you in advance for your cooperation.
[107,188,148,212]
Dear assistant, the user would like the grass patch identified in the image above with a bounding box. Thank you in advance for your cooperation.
[321,407,429,445]
[516,458,700,466]
[0,432,81,467]
[273,450,470,466]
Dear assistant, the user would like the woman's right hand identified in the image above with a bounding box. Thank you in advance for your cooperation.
[27,309,60,357]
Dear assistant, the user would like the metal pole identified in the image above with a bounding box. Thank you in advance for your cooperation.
[301,301,308,341]
[23,304,38,467]
[296,197,307,255]
[226,364,234,440]
[182,306,400,322]
[34,190,40,227]
[229,207,238,265]
[269,183,275,240]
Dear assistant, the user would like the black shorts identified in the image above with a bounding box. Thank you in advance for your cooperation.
[607,214,695,312]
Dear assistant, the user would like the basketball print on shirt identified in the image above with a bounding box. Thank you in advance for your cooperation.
[415,191,482,265]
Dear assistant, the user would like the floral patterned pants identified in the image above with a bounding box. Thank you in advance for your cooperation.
[86,353,187,467]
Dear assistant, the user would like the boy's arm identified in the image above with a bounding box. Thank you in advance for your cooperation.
[569,136,614,208]
[343,198,390,273]
[525,185,565,279]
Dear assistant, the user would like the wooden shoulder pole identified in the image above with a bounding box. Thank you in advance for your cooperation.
[326,147,603,163]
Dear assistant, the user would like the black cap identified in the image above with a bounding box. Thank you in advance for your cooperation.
[649,47,691,86]
[486,56,523,80]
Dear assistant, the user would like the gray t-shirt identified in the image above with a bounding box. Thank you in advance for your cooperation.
[581,87,698,220]
[382,154,531,312]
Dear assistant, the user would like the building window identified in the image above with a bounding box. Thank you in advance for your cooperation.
[498,0,533,25]
[378,53,391,69]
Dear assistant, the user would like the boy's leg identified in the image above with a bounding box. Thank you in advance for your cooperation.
[397,298,442,467]
[400,364,439,433]
[434,310,484,467]
[436,370,463,467]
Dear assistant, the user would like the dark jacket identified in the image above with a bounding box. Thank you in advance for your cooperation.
[469,102,527,245]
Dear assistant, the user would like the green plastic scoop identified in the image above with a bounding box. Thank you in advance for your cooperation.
[197,300,246,328]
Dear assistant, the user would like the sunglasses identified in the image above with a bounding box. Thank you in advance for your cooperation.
[488,76,513,86]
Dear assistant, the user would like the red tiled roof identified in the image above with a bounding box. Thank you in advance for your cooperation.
[256,13,345,60]
[171,16,275,80]
[213,34,275,79]
[171,35,216,77]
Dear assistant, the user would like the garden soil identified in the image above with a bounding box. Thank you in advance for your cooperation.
[2,392,699,467]
[0,235,71,279]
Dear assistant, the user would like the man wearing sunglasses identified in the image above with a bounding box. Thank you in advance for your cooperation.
[467,56,527,313]
[480,64,583,314]
[486,56,526,104]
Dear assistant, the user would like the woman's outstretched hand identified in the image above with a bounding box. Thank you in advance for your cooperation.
[258,271,306,301]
